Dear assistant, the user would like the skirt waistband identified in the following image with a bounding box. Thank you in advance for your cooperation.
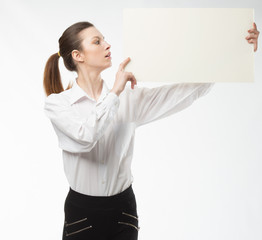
[66,184,135,209]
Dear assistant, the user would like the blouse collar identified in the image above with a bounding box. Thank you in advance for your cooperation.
[69,78,109,105]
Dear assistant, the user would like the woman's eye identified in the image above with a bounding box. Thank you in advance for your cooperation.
[95,40,100,44]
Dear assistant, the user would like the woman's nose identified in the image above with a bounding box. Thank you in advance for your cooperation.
[105,41,111,48]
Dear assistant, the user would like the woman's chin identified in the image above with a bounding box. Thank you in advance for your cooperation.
[106,61,112,67]
[101,63,112,71]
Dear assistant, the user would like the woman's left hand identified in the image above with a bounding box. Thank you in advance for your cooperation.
[245,22,260,52]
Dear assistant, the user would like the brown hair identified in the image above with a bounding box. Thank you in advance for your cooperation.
[43,21,94,96]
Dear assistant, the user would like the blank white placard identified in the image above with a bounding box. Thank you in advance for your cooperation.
[122,8,254,83]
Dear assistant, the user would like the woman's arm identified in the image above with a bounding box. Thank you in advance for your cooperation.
[44,91,119,153]
[132,82,214,128]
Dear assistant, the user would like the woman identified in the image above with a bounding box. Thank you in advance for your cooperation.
[43,21,259,240]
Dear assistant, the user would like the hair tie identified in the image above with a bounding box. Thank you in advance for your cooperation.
[58,51,61,57]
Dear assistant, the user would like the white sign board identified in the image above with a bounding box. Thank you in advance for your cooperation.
[123,8,254,83]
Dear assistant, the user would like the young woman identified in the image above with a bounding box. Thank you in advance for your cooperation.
[43,21,259,240]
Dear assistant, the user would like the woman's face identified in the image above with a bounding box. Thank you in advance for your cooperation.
[77,26,112,70]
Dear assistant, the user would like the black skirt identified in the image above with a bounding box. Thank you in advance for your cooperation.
[62,184,140,240]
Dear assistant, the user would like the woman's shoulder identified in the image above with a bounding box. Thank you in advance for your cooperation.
[44,88,72,107]
[121,83,152,100]
[122,83,143,96]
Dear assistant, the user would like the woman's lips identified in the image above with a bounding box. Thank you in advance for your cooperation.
[105,52,111,57]
[105,53,111,59]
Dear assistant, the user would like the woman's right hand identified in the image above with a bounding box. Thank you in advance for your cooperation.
[110,57,137,96]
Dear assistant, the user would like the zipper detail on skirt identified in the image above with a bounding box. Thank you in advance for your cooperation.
[65,225,93,236]
[65,217,88,227]
[118,221,140,231]
[122,211,139,220]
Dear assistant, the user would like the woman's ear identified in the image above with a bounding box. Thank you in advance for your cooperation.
[71,50,85,63]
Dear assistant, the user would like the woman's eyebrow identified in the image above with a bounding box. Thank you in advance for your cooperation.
[92,36,105,39]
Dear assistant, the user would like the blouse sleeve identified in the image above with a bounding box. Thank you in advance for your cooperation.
[133,82,215,128]
[44,91,120,153]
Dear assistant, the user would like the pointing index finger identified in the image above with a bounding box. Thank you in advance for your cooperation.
[119,57,131,71]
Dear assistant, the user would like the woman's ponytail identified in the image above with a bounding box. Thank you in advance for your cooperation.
[43,52,72,96]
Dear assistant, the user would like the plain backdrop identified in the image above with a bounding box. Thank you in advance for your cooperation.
[0,0,261,240]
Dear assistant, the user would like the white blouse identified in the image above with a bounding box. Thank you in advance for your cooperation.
[44,78,214,196]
